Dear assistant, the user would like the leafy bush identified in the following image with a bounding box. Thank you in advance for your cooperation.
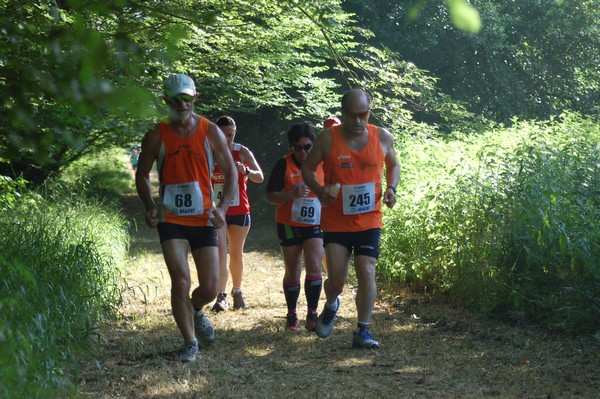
[58,147,135,204]
[0,179,128,398]
[381,112,600,332]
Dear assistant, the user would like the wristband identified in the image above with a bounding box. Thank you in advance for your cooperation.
[387,186,396,194]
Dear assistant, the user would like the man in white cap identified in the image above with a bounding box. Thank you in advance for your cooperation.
[135,73,238,362]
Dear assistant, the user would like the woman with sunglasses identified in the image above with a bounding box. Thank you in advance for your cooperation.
[211,116,264,312]
[265,123,325,331]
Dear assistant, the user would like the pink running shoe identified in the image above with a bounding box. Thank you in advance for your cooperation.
[286,313,300,332]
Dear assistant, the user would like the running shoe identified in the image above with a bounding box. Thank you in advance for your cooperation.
[194,311,215,342]
[352,330,380,349]
[178,341,199,362]
[314,297,340,338]
[286,313,300,332]
[305,311,317,331]
[212,292,228,312]
[231,289,246,310]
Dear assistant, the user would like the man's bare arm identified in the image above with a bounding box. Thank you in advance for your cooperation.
[209,123,238,211]
[135,127,161,227]
[379,127,400,208]
[301,131,337,205]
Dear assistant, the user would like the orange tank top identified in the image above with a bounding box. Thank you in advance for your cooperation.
[275,154,324,226]
[321,124,384,232]
[157,117,215,226]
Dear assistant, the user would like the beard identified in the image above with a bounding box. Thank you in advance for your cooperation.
[169,107,192,122]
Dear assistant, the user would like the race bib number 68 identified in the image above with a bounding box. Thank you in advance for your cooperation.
[163,182,203,216]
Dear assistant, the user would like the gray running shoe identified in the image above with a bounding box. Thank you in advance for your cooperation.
[178,341,199,362]
[314,297,340,338]
[231,289,246,310]
[212,292,228,312]
[352,330,380,349]
[194,311,215,342]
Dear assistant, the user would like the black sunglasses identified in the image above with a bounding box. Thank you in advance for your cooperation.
[293,143,313,152]
[167,94,194,103]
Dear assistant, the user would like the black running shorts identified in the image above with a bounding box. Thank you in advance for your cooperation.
[323,228,381,259]
[157,222,217,250]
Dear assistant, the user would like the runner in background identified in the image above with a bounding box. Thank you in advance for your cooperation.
[211,116,264,311]
[130,145,141,175]
[266,122,324,331]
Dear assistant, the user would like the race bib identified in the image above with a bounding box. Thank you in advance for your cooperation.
[291,197,321,225]
[163,182,203,216]
[341,182,376,215]
[213,183,240,206]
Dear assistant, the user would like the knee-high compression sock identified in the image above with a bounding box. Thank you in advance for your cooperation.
[283,280,301,314]
[304,275,322,314]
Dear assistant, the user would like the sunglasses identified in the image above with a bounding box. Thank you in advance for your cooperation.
[167,94,194,103]
[342,108,370,119]
[293,143,313,152]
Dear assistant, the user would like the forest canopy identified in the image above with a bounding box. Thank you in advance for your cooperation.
[0,0,598,183]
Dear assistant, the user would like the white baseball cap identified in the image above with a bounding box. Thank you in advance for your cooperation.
[163,74,196,97]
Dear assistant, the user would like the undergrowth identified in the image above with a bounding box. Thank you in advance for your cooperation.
[0,150,130,399]
[380,112,600,333]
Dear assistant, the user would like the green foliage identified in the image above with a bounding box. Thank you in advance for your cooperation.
[344,46,476,134]
[1,0,471,185]
[381,112,600,332]
[58,146,135,203]
[0,176,27,211]
[0,181,128,398]
[344,0,600,122]
[0,1,158,176]
[0,0,351,181]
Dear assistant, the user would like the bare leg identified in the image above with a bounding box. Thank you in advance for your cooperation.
[354,255,377,324]
[281,244,303,282]
[323,243,351,306]
[161,239,195,341]
[302,237,324,277]
[227,224,250,289]
[190,245,220,309]
[216,226,228,292]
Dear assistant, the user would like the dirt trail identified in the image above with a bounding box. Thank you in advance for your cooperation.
[78,189,600,399]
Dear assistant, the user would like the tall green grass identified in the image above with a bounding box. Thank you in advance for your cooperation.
[0,155,130,398]
[381,112,600,332]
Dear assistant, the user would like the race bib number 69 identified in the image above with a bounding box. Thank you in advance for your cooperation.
[291,197,321,225]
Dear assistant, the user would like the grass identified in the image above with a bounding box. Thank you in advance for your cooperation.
[76,172,600,398]
[380,112,600,332]
[0,155,130,398]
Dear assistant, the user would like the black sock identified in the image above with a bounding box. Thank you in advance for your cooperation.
[283,281,301,314]
[304,276,322,313]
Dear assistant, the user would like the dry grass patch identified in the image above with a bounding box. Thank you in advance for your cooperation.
[78,191,600,399]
